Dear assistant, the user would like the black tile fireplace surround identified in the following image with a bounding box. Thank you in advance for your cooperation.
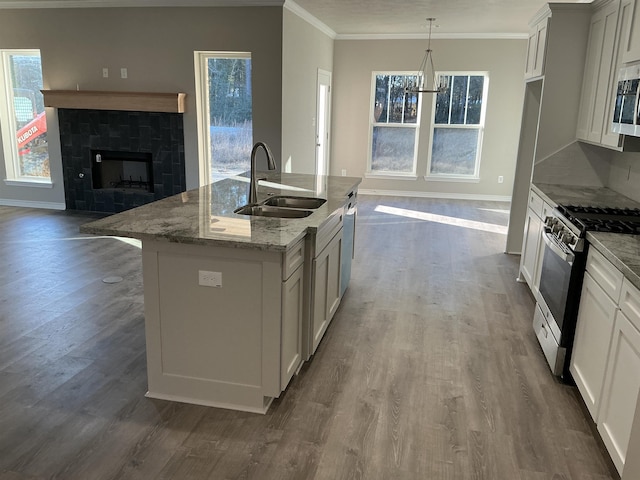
[58,108,186,213]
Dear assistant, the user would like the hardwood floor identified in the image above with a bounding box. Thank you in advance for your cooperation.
[0,197,616,480]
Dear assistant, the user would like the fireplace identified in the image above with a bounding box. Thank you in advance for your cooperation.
[58,108,186,213]
[91,150,154,193]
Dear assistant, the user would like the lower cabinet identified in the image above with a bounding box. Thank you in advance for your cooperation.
[571,271,618,419]
[571,246,640,475]
[311,228,342,354]
[281,263,304,389]
[520,206,542,288]
[519,189,552,298]
[302,208,344,360]
[598,279,640,474]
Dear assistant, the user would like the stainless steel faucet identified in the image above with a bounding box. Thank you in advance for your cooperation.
[249,141,276,204]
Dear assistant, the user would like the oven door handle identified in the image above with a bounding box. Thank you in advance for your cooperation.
[542,230,575,266]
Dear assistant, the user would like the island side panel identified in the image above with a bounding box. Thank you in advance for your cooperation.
[141,240,282,413]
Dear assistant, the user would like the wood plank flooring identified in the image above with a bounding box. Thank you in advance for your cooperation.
[0,197,617,479]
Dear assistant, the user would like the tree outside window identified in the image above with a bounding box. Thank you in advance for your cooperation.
[428,73,488,179]
[368,73,421,176]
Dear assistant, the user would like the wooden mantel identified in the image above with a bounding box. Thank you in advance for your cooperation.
[42,90,186,113]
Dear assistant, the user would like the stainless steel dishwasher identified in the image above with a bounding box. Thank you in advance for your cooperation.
[340,190,356,297]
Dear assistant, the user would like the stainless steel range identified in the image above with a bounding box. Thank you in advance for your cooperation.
[534,205,640,378]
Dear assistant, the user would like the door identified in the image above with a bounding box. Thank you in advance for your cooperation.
[194,51,253,185]
[316,69,331,178]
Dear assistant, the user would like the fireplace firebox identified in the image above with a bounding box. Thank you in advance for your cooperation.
[91,150,154,193]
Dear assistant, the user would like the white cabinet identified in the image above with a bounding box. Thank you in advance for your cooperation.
[598,283,640,474]
[280,241,305,389]
[303,208,344,360]
[619,0,640,64]
[519,189,552,298]
[311,228,342,354]
[521,208,542,287]
[576,0,620,145]
[571,245,640,475]
[525,14,549,79]
[570,270,619,419]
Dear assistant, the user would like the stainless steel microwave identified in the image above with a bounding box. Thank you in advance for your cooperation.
[612,63,640,137]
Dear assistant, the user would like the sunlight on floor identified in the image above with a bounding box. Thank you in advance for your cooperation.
[478,207,511,215]
[374,204,508,235]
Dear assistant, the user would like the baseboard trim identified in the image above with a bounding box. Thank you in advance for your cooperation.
[0,199,66,210]
[358,189,512,203]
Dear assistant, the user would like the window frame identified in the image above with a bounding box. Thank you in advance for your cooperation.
[366,71,422,179]
[0,49,51,185]
[425,71,489,182]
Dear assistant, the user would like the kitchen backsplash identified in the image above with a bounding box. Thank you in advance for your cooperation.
[608,151,640,203]
[532,141,611,186]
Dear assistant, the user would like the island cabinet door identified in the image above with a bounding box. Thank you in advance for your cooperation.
[311,229,343,355]
[281,264,303,390]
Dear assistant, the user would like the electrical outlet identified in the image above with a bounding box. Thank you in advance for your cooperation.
[102,68,109,78]
[198,270,222,287]
[120,68,128,79]
[498,175,504,184]
[341,169,347,176]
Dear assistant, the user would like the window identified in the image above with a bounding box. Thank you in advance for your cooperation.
[427,73,488,180]
[368,73,421,177]
[0,50,50,183]
[194,51,252,185]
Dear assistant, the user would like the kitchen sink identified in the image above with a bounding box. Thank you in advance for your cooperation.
[262,196,326,209]
[234,204,313,218]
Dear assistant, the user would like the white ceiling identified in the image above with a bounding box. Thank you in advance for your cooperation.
[0,0,593,37]
[291,0,593,37]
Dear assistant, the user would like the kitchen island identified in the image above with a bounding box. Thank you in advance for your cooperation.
[81,172,361,413]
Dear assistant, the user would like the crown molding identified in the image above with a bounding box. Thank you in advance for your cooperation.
[283,0,336,39]
[335,32,528,40]
[0,0,284,8]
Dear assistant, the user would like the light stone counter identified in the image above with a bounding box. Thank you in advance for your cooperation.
[586,232,640,291]
[532,183,640,209]
[80,172,362,252]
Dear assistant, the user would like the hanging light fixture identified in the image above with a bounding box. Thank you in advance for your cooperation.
[405,18,448,95]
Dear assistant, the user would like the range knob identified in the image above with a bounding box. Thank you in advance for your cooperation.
[561,231,574,246]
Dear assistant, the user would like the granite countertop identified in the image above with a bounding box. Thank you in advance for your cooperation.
[531,183,640,290]
[532,183,640,209]
[80,172,362,252]
[587,232,640,291]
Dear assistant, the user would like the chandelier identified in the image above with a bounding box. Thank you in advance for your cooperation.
[405,18,448,95]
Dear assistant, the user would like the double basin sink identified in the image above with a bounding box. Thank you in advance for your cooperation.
[234,195,327,218]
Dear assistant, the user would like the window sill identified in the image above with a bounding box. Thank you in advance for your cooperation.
[4,178,54,188]
[365,172,417,181]
[424,175,480,183]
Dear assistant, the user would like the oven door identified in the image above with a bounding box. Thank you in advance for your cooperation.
[537,229,575,342]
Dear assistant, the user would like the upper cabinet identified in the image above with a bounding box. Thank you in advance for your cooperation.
[576,0,620,146]
[619,0,640,64]
[530,4,592,162]
[577,0,640,150]
[525,14,550,79]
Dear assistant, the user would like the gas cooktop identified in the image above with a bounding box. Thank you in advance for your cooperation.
[557,205,640,234]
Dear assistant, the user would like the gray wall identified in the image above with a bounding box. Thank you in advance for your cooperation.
[0,6,283,207]
[331,38,527,199]
[282,9,334,175]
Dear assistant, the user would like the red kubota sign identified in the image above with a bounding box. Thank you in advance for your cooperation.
[16,111,47,150]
